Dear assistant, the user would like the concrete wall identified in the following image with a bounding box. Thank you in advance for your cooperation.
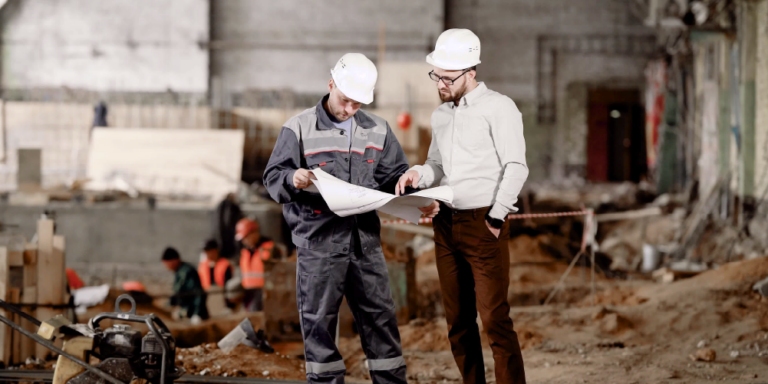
[0,201,284,285]
[209,0,443,99]
[0,0,209,93]
[756,0,768,198]
[446,0,654,180]
[446,0,650,102]
[0,102,213,191]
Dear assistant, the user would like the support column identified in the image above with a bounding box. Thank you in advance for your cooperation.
[740,1,758,200]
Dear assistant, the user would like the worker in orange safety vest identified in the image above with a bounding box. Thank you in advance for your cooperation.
[235,218,281,312]
[197,239,235,310]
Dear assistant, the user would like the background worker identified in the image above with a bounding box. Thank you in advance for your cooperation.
[211,193,243,259]
[161,247,209,324]
[263,53,416,384]
[236,218,280,312]
[197,239,235,310]
[396,29,529,384]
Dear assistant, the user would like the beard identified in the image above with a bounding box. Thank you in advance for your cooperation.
[329,102,350,121]
[438,81,469,104]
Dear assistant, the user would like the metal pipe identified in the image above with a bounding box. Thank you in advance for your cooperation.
[0,299,42,326]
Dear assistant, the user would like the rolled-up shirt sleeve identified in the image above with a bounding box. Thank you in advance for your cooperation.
[411,128,445,189]
[488,97,529,220]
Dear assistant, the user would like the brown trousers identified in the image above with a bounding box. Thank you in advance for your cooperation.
[433,204,526,384]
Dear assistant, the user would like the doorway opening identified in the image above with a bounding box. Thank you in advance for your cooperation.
[586,88,647,182]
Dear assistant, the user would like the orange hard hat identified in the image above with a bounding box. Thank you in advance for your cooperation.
[235,218,258,241]
[122,281,146,293]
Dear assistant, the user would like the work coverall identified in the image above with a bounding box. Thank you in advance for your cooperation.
[264,95,409,384]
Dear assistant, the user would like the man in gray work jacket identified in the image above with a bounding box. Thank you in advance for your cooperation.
[396,29,528,384]
[264,53,426,384]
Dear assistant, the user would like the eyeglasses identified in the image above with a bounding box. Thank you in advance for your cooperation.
[428,69,471,85]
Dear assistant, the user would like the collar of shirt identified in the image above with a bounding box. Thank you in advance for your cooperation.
[450,81,488,109]
[315,94,376,130]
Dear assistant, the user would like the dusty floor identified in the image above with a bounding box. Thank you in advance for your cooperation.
[170,237,768,384]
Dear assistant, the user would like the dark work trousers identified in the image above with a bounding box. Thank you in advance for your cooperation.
[296,232,407,384]
[243,288,263,312]
[433,203,526,384]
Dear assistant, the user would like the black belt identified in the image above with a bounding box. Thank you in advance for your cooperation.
[438,202,489,216]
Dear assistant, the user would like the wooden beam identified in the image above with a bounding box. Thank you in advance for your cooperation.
[8,251,23,267]
[9,288,21,365]
[52,337,94,384]
[0,247,9,365]
[21,286,37,361]
[23,248,37,266]
[35,220,64,360]
[22,244,38,360]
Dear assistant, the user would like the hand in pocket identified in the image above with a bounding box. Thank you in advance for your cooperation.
[485,220,501,239]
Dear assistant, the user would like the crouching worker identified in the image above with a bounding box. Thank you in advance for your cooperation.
[161,247,209,324]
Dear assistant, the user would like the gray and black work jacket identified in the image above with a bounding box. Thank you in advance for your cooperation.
[263,95,410,254]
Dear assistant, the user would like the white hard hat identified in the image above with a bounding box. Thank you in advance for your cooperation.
[330,53,377,104]
[426,29,481,71]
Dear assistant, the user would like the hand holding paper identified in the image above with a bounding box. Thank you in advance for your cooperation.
[309,168,453,224]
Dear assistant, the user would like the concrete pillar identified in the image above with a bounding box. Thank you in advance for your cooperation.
[718,36,732,178]
[739,1,758,199]
[755,0,768,199]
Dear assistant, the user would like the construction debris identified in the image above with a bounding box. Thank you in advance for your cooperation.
[752,276,768,297]
[690,348,717,362]
[217,318,273,354]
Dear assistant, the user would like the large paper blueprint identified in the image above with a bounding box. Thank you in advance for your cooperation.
[308,168,453,224]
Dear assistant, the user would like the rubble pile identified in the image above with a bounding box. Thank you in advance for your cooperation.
[176,344,305,380]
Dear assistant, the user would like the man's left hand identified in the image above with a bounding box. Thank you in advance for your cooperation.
[486,220,501,238]
[419,201,440,218]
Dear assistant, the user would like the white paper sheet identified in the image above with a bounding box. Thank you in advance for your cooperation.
[309,169,453,224]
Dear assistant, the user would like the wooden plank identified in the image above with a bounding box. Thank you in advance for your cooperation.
[23,245,38,360]
[23,248,37,265]
[9,288,21,365]
[8,251,23,267]
[24,250,37,289]
[35,220,62,360]
[0,99,4,162]
[0,247,9,365]
[52,337,94,384]
[21,286,37,361]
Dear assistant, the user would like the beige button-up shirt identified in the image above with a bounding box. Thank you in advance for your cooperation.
[411,82,528,220]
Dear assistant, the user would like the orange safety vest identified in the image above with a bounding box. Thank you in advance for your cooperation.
[198,258,232,291]
[66,268,85,290]
[240,241,273,289]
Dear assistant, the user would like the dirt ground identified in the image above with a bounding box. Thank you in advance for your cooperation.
[176,343,306,380]
[176,236,768,384]
[337,255,768,384]
[31,234,766,384]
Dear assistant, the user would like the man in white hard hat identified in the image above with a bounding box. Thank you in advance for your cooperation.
[264,53,416,384]
[396,29,528,383]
